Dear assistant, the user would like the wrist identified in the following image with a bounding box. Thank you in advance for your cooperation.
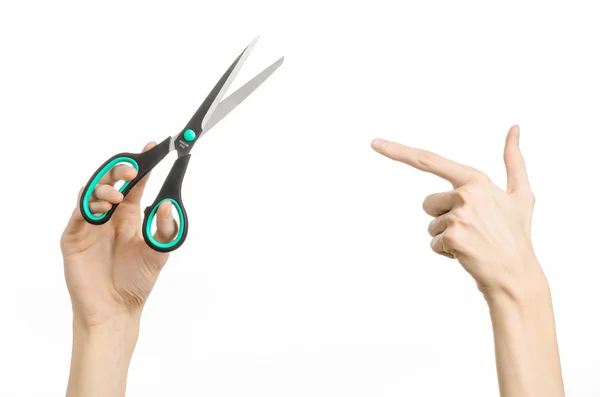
[483,275,551,313]
[72,302,142,330]
[481,256,550,307]
[485,283,552,313]
[73,312,141,351]
[67,314,140,397]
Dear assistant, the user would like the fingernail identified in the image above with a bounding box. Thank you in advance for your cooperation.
[371,139,388,150]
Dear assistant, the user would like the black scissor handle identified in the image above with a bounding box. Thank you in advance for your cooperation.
[79,137,172,225]
[142,154,191,253]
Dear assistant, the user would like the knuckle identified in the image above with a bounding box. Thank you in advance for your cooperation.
[416,150,435,169]
[446,213,460,225]
[455,188,472,204]
[447,211,470,227]
[456,215,471,227]
[455,185,486,206]
[442,230,457,246]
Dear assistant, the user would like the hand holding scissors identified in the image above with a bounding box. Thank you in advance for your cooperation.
[79,37,283,252]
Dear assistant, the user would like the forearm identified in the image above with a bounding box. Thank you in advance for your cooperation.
[66,315,140,397]
[486,273,564,397]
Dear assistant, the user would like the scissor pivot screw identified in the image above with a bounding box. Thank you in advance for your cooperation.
[183,129,197,142]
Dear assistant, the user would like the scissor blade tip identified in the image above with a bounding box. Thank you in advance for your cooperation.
[248,36,260,47]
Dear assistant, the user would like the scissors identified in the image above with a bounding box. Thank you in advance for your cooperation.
[79,36,284,253]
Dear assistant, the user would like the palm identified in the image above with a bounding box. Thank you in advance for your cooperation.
[61,142,175,325]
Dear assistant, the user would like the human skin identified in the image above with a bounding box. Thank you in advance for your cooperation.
[60,128,564,397]
[61,142,177,397]
[371,125,564,397]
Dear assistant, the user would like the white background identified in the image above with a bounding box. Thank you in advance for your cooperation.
[0,0,598,396]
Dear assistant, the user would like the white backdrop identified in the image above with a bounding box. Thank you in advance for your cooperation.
[0,1,598,396]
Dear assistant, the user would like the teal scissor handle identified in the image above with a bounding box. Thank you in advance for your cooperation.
[141,154,191,253]
[79,138,172,225]
[80,138,190,253]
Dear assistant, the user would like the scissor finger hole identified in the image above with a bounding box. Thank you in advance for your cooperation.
[99,162,138,191]
[146,199,185,249]
[150,205,180,235]
[113,179,126,191]
[82,157,139,221]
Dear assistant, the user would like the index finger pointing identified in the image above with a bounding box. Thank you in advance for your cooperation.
[371,138,477,187]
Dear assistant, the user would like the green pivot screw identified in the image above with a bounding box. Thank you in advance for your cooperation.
[183,129,196,142]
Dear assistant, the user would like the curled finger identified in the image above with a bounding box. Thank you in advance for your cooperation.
[98,163,138,186]
[88,200,113,215]
[92,184,124,204]
[428,213,450,237]
[422,191,458,217]
[430,232,455,259]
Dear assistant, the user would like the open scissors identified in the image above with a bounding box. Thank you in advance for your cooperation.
[79,36,283,252]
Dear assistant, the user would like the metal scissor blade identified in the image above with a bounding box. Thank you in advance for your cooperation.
[184,37,259,134]
[202,56,284,134]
